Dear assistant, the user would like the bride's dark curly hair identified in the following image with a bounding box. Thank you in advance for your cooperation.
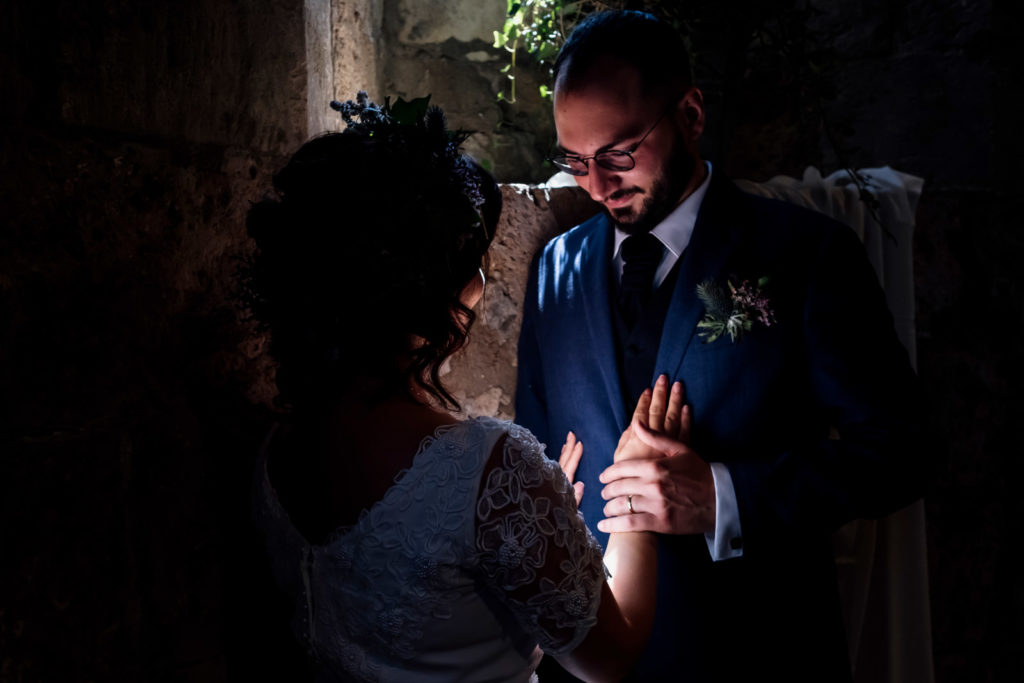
[240,93,501,410]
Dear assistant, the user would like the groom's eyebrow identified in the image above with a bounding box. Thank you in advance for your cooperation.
[554,139,580,155]
[556,140,615,156]
[556,129,643,156]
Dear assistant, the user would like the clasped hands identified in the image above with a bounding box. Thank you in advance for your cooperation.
[559,375,716,536]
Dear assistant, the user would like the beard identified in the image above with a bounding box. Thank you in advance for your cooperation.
[606,137,696,236]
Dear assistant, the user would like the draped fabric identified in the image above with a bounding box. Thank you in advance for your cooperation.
[736,166,933,683]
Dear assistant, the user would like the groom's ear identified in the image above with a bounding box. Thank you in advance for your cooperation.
[674,86,705,143]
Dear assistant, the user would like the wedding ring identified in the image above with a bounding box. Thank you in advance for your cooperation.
[627,494,635,514]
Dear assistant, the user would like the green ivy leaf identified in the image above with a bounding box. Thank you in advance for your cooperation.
[537,42,558,61]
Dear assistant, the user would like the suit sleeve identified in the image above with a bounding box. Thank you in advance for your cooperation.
[727,221,925,550]
[514,252,551,448]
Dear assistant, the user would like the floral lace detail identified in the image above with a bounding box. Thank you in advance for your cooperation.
[475,422,605,655]
[320,421,488,676]
[255,418,603,681]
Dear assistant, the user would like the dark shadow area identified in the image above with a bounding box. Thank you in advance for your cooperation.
[0,0,1020,681]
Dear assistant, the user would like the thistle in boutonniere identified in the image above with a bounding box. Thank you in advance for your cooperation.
[696,276,776,343]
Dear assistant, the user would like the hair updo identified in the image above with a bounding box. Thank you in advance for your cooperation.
[241,93,501,410]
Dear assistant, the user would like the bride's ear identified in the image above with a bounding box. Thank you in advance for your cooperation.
[459,268,486,310]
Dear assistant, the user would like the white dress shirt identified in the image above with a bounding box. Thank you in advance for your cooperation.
[612,162,743,561]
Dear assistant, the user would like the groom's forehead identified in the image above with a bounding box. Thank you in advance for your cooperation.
[553,86,657,153]
[555,57,646,104]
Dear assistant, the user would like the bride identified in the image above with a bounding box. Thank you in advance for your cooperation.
[242,92,690,682]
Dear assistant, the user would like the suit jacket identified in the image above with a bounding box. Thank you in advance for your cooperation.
[515,175,923,681]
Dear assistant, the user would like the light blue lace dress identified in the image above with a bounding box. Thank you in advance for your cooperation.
[254,417,605,682]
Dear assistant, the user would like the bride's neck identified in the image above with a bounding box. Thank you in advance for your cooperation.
[293,376,452,428]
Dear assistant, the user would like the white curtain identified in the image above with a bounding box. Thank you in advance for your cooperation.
[737,166,933,683]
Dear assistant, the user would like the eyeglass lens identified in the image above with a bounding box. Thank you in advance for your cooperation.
[555,150,634,175]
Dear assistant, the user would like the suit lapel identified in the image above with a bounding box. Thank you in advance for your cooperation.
[655,176,742,378]
[578,214,629,429]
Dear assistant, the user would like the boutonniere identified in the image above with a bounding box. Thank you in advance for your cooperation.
[696,276,776,343]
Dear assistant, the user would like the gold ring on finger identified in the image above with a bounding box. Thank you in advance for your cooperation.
[627,494,635,514]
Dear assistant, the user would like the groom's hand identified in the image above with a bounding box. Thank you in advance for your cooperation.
[597,442,715,535]
[598,375,715,535]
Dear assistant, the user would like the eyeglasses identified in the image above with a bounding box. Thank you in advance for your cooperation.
[548,108,671,177]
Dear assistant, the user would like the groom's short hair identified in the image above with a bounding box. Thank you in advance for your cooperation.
[553,10,693,98]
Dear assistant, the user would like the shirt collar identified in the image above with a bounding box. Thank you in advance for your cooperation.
[613,161,713,259]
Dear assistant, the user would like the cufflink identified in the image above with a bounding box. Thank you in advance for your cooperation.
[729,536,743,550]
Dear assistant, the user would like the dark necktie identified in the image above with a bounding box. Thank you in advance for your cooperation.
[618,232,663,329]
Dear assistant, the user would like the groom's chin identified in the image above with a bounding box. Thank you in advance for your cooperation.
[605,202,642,233]
[609,208,634,227]
[609,206,656,236]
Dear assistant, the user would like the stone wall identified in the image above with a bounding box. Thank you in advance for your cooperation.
[0,1,304,679]
[444,184,599,419]
[378,0,556,181]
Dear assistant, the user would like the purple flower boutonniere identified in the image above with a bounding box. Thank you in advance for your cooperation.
[696,276,776,343]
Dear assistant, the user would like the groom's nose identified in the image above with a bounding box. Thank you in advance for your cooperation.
[579,164,622,204]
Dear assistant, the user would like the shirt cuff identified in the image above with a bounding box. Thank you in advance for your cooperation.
[704,462,743,561]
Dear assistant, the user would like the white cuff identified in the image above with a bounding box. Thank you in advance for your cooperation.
[704,462,743,561]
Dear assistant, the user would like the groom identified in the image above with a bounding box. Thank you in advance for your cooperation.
[515,10,923,682]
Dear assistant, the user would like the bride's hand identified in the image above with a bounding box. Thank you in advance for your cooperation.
[613,374,690,463]
[559,431,585,506]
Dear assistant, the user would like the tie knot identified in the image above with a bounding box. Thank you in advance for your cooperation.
[621,233,663,267]
[619,232,663,310]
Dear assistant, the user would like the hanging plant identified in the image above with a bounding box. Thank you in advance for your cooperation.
[493,1,609,101]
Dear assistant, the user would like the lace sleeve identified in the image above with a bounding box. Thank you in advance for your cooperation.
[475,423,605,656]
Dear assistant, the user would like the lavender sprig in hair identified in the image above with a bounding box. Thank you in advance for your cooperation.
[329,90,386,130]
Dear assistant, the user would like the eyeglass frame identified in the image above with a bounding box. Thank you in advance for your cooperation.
[547,105,674,177]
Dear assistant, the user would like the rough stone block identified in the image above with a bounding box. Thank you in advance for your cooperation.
[442,183,598,420]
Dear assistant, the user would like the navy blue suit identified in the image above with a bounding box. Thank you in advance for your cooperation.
[515,176,922,681]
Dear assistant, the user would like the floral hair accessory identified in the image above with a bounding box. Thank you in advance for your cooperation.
[330,90,432,130]
[696,276,775,343]
[329,91,487,219]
